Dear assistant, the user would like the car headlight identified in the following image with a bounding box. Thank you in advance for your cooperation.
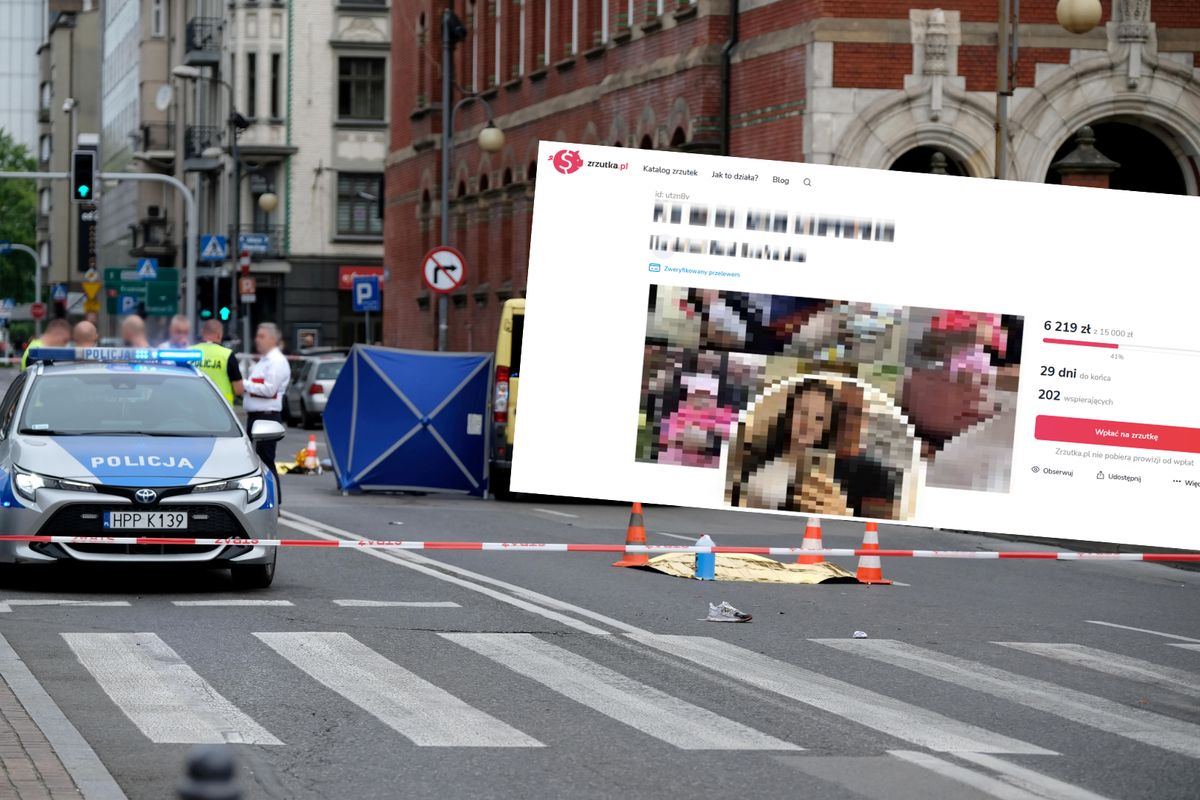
[193,471,265,502]
[13,469,97,501]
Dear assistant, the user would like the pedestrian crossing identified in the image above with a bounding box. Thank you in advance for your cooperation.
[24,630,1200,766]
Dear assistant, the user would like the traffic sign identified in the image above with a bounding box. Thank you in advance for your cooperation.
[136,258,159,279]
[51,283,68,304]
[82,273,102,301]
[118,295,138,315]
[30,302,46,320]
[239,275,257,304]
[0,299,12,322]
[422,246,467,294]
[83,298,101,314]
[238,233,270,254]
[0,241,10,255]
[238,250,252,273]
[352,276,381,313]
[199,235,228,262]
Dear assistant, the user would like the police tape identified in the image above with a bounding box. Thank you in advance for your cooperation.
[0,535,1198,560]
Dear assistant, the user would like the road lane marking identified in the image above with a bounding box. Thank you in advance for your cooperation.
[0,635,128,800]
[892,751,1111,800]
[171,600,295,607]
[996,642,1200,699]
[953,752,1116,800]
[817,639,1200,759]
[255,632,542,747]
[280,510,645,636]
[655,531,700,542]
[62,633,281,745]
[1168,644,1200,652]
[333,599,461,608]
[1084,620,1200,643]
[628,635,1051,754]
[533,508,578,519]
[0,599,131,613]
[443,633,800,751]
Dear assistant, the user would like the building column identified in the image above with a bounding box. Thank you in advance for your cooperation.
[1050,126,1120,189]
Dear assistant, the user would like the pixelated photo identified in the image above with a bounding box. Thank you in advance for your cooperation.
[635,286,1024,520]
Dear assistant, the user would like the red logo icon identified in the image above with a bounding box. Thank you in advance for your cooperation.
[549,149,584,175]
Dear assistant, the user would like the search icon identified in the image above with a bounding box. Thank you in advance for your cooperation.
[803,177,812,187]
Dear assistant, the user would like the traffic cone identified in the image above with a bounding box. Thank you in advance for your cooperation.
[796,516,824,565]
[855,522,892,585]
[612,502,649,567]
[304,435,319,473]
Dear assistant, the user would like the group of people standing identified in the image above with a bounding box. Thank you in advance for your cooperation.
[20,314,293,502]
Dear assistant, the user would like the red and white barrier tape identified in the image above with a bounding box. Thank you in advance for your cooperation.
[1,535,1197,561]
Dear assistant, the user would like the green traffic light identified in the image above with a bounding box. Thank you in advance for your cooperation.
[200,309,213,319]
[77,185,90,198]
[218,307,231,321]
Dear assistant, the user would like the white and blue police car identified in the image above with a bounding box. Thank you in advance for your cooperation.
[0,347,284,588]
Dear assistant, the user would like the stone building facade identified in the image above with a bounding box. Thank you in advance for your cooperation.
[385,0,1200,350]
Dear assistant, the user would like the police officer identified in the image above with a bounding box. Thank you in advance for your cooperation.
[194,320,244,406]
[21,318,71,369]
[245,323,290,502]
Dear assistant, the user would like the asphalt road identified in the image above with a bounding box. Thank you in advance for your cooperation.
[0,417,1198,800]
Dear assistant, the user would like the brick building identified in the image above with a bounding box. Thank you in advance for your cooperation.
[385,1,1200,350]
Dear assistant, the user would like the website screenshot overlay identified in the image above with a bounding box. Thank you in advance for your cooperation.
[514,142,1200,549]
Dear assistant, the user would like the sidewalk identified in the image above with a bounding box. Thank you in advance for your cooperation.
[0,678,82,800]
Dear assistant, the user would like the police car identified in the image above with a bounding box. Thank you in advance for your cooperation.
[0,347,284,588]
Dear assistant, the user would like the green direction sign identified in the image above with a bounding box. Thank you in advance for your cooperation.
[104,267,180,316]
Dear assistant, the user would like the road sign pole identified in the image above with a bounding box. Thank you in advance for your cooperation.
[2,243,41,336]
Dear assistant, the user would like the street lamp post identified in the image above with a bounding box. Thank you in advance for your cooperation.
[439,10,505,352]
[995,0,1103,179]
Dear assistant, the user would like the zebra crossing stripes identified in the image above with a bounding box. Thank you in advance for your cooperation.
[61,633,281,745]
[816,639,1200,760]
[443,633,800,750]
[626,634,1052,755]
[996,642,1200,699]
[254,631,543,747]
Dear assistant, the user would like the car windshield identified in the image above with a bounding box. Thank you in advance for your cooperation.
[315,361,344,381]
[19,371,241,437]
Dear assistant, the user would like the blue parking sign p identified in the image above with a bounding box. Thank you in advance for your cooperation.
[119,295,138,314]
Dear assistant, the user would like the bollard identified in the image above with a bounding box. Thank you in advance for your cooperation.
[177,745,240,800]
[695,534,715,580]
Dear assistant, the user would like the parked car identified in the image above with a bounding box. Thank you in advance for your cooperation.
[284,354,345,429]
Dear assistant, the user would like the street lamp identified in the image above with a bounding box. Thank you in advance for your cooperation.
[439,9,506,351]
[995,0,1102,179]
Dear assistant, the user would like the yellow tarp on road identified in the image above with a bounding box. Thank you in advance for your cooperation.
[646,552,860,584]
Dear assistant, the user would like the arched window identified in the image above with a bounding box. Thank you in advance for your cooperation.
[639,134,653,150]
[670,127,686,149]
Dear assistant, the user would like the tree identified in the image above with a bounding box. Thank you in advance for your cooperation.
[0,128,37,302]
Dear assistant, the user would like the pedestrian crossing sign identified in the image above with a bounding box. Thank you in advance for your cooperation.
[200,235,229,263]
[136,258,158,280]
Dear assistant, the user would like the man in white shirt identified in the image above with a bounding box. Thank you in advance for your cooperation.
[245,322,291,501]
[159,314,192,348]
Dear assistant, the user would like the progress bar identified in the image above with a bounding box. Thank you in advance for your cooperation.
[1042,337,1200,356]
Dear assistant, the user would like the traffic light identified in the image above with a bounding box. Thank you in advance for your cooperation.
[200,309,213,320]
[218,306,231,321]
[71,150,96,203]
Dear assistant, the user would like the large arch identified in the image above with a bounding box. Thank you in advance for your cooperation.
[831,84,996,178]
[1009,52,1200,193]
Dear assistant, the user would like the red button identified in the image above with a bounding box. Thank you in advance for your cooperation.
[1035,415,1200,454]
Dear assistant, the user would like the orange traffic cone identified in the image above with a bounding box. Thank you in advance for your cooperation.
[304,435,319,472]
[612,502,649,567]
[855,522,892,585]
[796,517,824,565]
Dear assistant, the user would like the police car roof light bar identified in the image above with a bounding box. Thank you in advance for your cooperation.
[27,347,203,366]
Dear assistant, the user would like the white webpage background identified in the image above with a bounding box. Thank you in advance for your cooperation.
[513,141,1199,549]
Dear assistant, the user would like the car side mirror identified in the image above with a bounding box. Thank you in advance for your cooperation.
[250,419,286,442]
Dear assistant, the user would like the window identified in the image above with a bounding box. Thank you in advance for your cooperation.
[0,373,28,438]
[39,82,51,111]
[39,188,51,215]
[39,241,50,268]
[151,0,165,37]
[39,135,50,162]
[270,53,282,119]
[337,173,383,236]
[337,58,386,121]
[246,52,258,118]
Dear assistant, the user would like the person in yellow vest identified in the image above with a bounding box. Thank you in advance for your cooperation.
[21,318,71,369]
[194,320,244,405]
